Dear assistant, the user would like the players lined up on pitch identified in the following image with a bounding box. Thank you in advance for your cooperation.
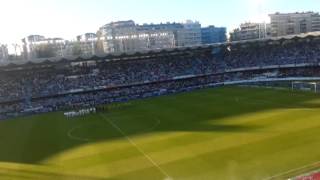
[64,108,96,118]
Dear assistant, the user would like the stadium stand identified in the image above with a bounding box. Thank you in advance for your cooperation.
[0,33,320,119]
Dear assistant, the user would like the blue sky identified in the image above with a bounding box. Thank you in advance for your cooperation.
[0,0,319,46]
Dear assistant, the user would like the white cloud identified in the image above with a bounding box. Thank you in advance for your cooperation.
[0,0,101,54]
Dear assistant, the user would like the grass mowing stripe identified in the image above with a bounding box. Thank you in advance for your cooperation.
[2,87,320,179]
[99,113,172,180]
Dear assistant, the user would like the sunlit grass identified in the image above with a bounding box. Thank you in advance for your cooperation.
[0,87,320,179]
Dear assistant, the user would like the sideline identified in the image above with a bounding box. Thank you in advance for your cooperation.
[261,161,320,180]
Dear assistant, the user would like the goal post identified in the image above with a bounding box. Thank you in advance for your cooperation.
[291,81,319,93]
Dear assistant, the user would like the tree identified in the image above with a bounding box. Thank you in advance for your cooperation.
[35,44,56,58]
[72,42,82,56]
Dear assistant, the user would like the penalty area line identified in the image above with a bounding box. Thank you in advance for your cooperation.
[99,114,172,180]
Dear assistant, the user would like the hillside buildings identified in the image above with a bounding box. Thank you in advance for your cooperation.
[76,33,98,56]
[20,20,227,59]
[230,22,271,41]
[201,26,227,44]
[269,12,320,37]
[98,20,175,53]
[22,35,69,60]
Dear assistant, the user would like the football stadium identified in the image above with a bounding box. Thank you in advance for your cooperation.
[1,33,320,180]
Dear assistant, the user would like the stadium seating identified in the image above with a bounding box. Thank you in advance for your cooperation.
[0,35,320,119]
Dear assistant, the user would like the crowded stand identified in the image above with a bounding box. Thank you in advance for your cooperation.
[222,36,320,68]
[0,34,320,119]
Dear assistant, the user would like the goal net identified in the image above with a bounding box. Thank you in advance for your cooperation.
[291,81,320,93]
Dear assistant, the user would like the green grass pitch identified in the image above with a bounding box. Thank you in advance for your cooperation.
[0,86,320,180]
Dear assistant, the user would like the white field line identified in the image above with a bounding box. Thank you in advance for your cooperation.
[145,119,161,132]
[67,118,160,142]
[99,114,172,180]
[262,160,320,180]
[234,97,275,105]
[234,97,317,110]
[67,125,91,142]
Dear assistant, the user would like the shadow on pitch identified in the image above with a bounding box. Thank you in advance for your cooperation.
[0,87,319,165]
[0,166,107,180]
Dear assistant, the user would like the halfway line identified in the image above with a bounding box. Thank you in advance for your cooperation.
[99,114,172,179]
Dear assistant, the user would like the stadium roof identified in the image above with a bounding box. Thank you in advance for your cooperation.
[1,31,320,68]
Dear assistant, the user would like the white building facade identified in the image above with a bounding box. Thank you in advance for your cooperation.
[98,20,203,54]
[176,20,202,47]
[270,12,320,37]
[22,35,71,59]
[76,33,98,56]
[138,20,202,47]
[98,21,175,53]
[230,22,270,41]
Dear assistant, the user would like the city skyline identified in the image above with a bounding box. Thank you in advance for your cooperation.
[0,0,319,48]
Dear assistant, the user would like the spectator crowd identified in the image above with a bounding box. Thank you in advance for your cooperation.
[0,36,320,119]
